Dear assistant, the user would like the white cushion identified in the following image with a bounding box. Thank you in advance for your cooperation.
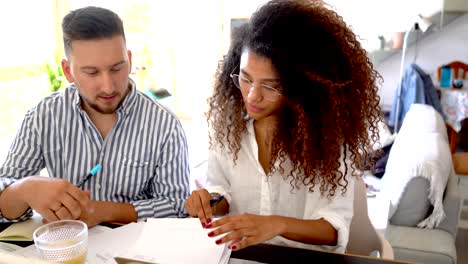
[398,103,448,140]
[381,104,452,228]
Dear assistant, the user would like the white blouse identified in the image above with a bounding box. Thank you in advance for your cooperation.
[206,120,354,253]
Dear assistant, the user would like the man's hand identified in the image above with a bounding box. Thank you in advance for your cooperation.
[78,200,101,227]
[17,177,92,222]
[79,200,138,227]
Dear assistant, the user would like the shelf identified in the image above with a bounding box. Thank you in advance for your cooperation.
[369,11,467,66]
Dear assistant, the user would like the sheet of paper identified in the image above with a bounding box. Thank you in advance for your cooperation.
[12,243,37,259]
[0,242,23,253]
[0,212,43,241]
[218,244,231,264]
[119,218,230,264]
[86,222,146,264]
[0,252,50,264]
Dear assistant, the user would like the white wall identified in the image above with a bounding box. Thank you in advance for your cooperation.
[376,13,468,111]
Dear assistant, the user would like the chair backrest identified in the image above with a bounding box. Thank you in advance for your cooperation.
[346,177,394,259]
[437,61,468,81]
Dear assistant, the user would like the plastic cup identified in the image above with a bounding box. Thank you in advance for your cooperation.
[33,220,88,264]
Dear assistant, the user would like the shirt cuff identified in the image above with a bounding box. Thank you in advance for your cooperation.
[0,207,34,223]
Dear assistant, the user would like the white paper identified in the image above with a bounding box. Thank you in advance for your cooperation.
[86,222,145,264]
[0,251,50,264]
[13,243,37,259]
[0,242,23,253]
[120,218,230,264]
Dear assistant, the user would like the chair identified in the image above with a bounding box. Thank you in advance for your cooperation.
[436,61,468,153]
[346,177,394,259]
[437,61,468,84]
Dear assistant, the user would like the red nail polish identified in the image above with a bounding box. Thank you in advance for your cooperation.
[201,222,206,228]
[207,218,212,223]
[232,245,237,250]
[208,231,215,237]
[215,239,222,244]
[205,222,212,228]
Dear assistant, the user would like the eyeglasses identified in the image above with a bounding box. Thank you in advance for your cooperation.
[230,72,282,102]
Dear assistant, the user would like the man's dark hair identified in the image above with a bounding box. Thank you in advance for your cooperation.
[62,6,126,57]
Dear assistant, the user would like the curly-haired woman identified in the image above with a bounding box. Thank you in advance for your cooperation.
[185,0,382,253]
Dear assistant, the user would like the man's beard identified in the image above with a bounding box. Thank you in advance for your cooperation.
[85,96,122,114]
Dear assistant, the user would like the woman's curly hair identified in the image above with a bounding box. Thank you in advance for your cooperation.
[207,0,382,197]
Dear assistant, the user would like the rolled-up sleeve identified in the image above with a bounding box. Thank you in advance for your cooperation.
[129,121,190,219]
[0,109,44,222]
[204,148,232,204]
[311,176,355,252]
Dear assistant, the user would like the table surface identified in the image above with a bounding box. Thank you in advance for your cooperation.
[1,191,393,264]
[0,223,410,264]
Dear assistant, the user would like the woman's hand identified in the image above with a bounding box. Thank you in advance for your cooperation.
[184,189,213,227]
[207,214,285,251]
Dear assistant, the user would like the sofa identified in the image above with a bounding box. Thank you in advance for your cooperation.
[379,104,462,264]
[386,173,461,264]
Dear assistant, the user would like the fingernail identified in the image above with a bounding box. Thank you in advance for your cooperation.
[201,222,206,228]
[231,245,237,250]
[207,218,212,224]
[205,222,212,228]
[215,239,222,244]
[207,231,215,237]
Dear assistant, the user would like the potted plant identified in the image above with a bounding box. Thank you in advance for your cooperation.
[45,53,64,93]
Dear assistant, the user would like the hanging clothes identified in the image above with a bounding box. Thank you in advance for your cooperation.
[389,63,446,129]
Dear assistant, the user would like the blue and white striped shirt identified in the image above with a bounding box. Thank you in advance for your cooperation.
[0,81,190,222]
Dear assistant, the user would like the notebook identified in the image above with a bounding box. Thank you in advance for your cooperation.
[0,212,43,241]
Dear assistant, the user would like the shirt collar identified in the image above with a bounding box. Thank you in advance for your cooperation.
[118,78,137,114]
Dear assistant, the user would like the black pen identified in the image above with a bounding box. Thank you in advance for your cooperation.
[77,164,102,188]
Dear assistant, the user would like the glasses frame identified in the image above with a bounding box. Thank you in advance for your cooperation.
[229,68,282,102]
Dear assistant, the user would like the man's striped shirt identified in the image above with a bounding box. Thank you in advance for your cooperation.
[0,81,190,222]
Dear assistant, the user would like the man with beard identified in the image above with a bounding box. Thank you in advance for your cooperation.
[0,6,190,227]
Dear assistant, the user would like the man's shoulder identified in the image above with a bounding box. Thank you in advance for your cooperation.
[134,90,181,122]
[30,86,76,113]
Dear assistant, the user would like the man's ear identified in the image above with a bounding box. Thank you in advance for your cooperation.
[61,59,74,83]
[127,50,132,74]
